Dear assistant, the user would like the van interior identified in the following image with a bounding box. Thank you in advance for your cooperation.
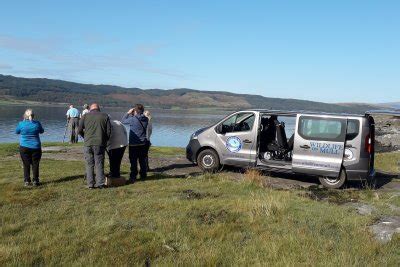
[258,114,296,166]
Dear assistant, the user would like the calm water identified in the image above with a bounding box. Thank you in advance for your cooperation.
[0,106,296,147]
[0,106,228,147]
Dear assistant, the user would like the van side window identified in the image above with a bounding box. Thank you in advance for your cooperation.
[221,113,255,133]
[298,116,345,141]
[346,119,360,140]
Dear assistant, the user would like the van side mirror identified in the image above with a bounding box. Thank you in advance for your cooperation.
[217,124,225,134]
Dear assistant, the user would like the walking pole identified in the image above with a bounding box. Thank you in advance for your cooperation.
[62,120,69,143]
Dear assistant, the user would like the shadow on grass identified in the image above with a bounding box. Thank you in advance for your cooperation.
[151,163,198,173]
[135,171,201,182]
[43,174,85,185]
[371,171,399,188]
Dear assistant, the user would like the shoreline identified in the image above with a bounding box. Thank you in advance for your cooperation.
[0,98,234,112]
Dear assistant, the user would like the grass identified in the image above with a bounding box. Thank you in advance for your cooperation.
[149,146,185,157]
[375,152,400,173]
[0,143,399,265]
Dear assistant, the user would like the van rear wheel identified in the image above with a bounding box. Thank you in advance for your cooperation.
[319,169,346,189]
[197,149,220,172]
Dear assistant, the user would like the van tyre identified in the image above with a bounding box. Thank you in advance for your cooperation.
[319,169,347,189]
[197,149,220,172]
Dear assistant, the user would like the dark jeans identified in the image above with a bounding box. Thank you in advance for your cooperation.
[144,141,151,171]
[19,146,42,183]
[84,145,105,187]
[129,145,147,181]
[69,118,79,143]
[107,146,126,178]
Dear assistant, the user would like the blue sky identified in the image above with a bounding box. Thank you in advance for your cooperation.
[0,0,399,103]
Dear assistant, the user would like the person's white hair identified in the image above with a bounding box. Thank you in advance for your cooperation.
[23,109,34,121]
[144,110,151,120]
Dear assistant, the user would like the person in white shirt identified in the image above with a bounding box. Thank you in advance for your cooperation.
[143,110,152,171]
[81,104,90,118]
[106,119,128,178]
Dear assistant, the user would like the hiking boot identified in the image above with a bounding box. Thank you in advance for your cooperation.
[97,185,105,189]
[24,182,32,187]
[33,181,41,187]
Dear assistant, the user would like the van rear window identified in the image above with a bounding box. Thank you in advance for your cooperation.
[298,116,346,141]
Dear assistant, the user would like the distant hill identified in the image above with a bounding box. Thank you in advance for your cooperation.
[0,74,384,113]
[379,102,400,110]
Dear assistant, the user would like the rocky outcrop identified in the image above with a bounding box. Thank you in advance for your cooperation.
[375,116,400,152]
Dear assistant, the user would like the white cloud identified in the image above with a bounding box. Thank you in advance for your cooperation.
[0,34,192,79]
[0,63,12,70]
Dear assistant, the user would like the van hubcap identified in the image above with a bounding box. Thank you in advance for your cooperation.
[325,177,340,185]
[202,155,214,167]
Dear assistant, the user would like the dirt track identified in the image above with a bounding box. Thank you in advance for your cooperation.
[41,146,400,191]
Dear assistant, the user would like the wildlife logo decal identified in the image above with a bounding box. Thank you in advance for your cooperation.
[226,136,243,153]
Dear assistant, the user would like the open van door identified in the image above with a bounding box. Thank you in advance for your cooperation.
[215,112,258,167]
[292,115,347,177]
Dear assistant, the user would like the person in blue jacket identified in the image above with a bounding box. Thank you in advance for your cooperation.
[15,109,44,186]
[121,104,149,183]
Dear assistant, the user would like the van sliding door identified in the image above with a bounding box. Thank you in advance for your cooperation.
[292,115,347,177]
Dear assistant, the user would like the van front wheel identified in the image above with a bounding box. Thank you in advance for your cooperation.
[197,149,220,172]
[319,169,346,189]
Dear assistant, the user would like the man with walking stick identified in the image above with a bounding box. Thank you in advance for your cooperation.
[66,104,80,144]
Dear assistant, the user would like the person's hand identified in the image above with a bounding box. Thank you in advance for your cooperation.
[128,108,134,114]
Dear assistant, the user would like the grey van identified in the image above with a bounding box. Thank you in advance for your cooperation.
[186,110,396,188]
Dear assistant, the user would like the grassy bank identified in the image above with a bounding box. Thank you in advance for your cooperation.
[0,143,399,265]
[376,152,400,173]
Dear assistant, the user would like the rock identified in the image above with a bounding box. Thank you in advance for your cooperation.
[42,146,66,152]
[374,116,400,152]
[346,202,377,215]
[369,216,400,243]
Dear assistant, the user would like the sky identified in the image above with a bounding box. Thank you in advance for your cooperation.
[0,0,399,103]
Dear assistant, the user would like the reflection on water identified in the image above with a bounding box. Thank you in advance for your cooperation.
[0,106,296,147]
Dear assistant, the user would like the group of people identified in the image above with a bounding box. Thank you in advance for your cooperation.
[65,104,89,143]
[15,103,153,188]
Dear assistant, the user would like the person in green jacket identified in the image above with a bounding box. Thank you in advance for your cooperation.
[78,103,111,189]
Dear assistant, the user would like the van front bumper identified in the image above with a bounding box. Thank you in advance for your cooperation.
[186,139,201,163]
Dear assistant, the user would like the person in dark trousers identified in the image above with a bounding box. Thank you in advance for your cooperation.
[143,110,152,171]
[121,104,149,183]
[78,103,111,189]
[15,109,44,186]
[66,104,80,143]
[106,120,128,178]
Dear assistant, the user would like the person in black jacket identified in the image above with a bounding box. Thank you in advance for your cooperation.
[78,103,111,189]
[121,104,148,183]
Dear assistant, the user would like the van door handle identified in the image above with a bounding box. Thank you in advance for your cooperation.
[300,145,310,149]
[243,139,252,144]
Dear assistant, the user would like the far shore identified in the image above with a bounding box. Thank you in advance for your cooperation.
[0,98,233,112]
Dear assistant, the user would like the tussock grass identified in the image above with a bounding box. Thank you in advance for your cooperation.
[0,144,399,265]
[243,169,265,187]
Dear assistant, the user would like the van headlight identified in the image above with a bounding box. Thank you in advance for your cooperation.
[191,127,208,140]
[191,132,198,139]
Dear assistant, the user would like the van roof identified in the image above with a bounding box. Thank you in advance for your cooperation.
[244,109,400,118]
